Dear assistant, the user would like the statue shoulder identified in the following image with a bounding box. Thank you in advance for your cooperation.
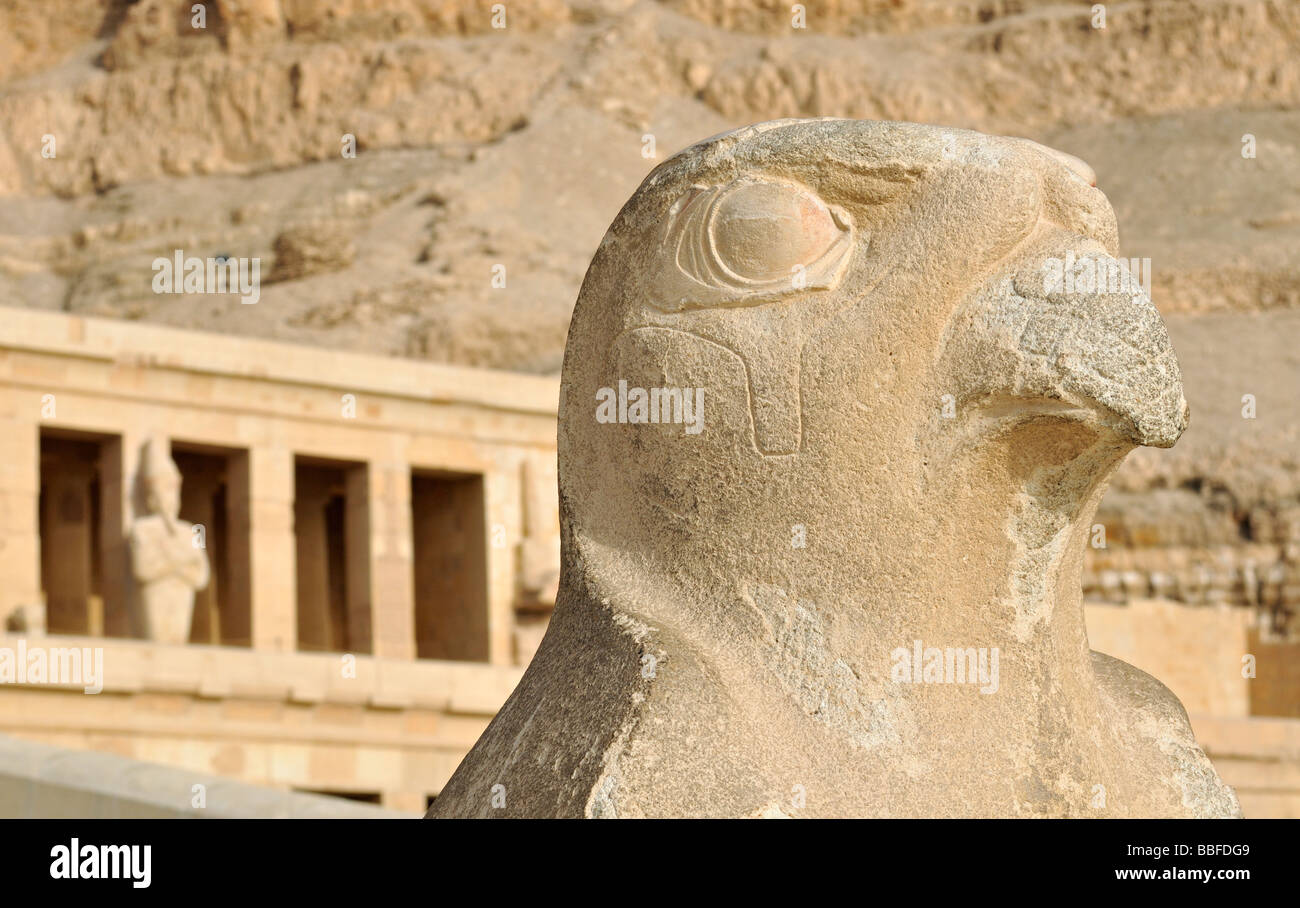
[1090,650,1242,818]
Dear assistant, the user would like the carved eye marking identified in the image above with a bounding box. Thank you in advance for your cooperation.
[653,176,855,312]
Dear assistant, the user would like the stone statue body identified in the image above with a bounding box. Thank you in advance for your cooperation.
[129,440,209,645]
[429,119,1240,818]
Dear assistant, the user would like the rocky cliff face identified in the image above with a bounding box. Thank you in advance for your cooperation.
[1,0,1297,636]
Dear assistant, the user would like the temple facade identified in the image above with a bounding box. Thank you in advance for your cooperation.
[0,306,557,812]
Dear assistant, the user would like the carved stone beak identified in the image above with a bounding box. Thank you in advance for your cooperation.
[948,241,1189,449]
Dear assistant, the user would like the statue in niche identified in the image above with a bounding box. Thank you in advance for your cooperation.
[129,438,209,645]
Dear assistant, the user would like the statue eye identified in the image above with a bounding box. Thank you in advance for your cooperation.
[653,177,855,312]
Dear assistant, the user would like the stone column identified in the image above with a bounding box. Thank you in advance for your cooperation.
[102,430,140,639]
[250,446,296,651]
[0,401,40,627]
[483,466,516,666]
[368,456,415,661]
[519,453,560,605]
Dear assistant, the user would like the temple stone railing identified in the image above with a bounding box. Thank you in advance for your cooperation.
[0,632,522,810]
[0,731,413,818]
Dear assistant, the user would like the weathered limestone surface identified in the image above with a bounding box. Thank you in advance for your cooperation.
[429,119,1241,818]
[0,732,410,819]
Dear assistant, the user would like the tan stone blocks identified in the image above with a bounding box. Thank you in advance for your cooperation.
[0,305,560,806]
[0,633,519,802]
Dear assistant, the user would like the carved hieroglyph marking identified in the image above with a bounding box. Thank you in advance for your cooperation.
[623,176,859,455]
[611,325,796,456]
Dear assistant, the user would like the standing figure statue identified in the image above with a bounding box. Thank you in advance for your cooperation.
[129,438,209,645]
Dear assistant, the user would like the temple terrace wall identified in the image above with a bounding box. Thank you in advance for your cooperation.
[0,305,554,810]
